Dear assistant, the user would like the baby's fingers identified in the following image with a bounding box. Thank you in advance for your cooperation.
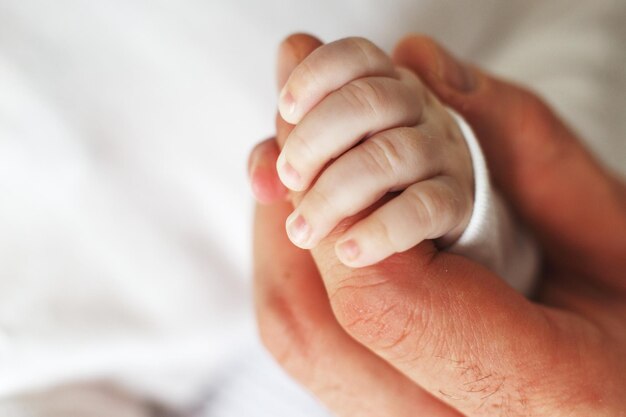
[285,127,443,249]
[278,70,424,192]
[279,37,396,124]
[335,176,470,267]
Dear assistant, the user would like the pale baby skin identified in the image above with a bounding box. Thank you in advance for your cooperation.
[276,37,474,267]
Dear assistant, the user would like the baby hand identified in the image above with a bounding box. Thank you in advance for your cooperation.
[277,37,474,267]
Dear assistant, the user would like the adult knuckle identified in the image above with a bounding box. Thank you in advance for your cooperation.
[514,87,570,151]
[520,88,553,123]
[329,278,427,359]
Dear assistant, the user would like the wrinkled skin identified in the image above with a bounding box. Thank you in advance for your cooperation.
[249,34,626,417]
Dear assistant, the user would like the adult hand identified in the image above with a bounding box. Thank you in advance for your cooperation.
[250,34,626,416]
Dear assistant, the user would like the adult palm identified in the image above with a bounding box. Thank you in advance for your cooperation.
[251,34,626,416]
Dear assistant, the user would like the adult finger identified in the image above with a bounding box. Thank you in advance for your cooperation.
[270,34,620,416]
[276,33,579,415]
[393,34,626,290]
[255,33,462,417]
[310,216,608,416]
[254,201,461,417]
[248,137,287,204]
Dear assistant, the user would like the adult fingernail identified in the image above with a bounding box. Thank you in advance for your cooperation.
[436,47,476,92]
[337,239,360,264]
[276,153,302,190]
[250,172,269,203]
[286,212,311,247]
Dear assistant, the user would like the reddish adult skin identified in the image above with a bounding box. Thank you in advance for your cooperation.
[250,34,626,417]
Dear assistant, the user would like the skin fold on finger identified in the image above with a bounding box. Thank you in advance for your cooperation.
[335,175,470,268]
[271,33,626,416]
[279,36,397,125]
[276,33,621,416]
[310,217,618,415]
[277,139,548,414]
[248,33,323,205]
[286,125,445,250]
[277,75,424,192]
[263,32,467,417]
[392,34,626,292]
[254,200,463,417]
[285,71,475,254]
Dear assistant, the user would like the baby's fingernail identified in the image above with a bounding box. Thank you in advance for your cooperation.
[279,89,297,121]
[276,154,302,190]
[337,239,360,264]
[286,212,311,247]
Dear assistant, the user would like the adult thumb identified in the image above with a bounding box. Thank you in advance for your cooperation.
[393,35,626,289]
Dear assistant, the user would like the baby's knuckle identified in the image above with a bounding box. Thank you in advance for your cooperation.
[369,214,402,252]
[425,190,455,232]
[305,187,338,217]
[457,189,473,222]
[429,181,464,232]
[292,59,322,96]
[403,128,433,166]
[361,135,404,179]
[341,79,384,117]
[405,187,436,233]
[442,179,465,214]
[345,36,385,68]
[287,131,316,170]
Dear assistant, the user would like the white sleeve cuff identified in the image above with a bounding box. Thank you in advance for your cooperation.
[446,110,539,294]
